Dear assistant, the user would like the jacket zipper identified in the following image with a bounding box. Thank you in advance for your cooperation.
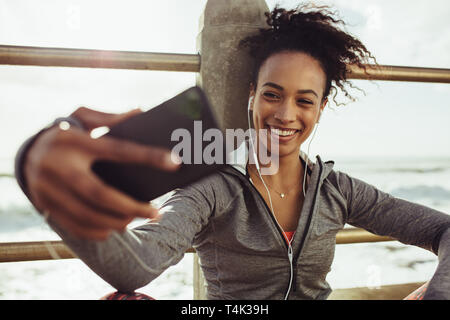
[290,160,323,295]
[250,160,323,298]
[223,163,323,298]
[245,176,294,298]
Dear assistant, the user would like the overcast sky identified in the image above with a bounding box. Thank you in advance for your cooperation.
[0,0,449,167]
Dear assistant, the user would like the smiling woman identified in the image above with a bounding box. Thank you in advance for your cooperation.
[249,53,326,158]
[240,5,377,236]
[7,1,450,301]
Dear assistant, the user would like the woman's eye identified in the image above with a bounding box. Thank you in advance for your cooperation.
[298,99,313,104]
[263,92,279,99]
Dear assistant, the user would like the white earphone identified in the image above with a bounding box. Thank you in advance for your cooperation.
[248,96,254,110]
[247,95,324,299]
[247,96,259,171]
[317,109,323,124]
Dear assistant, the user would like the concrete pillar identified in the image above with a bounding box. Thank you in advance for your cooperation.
[193,0,269,300]
[196,0,269,132]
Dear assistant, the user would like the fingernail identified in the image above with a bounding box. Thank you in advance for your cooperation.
[168,152,182,167]
[125,108,142,116]
[147,208,159,219]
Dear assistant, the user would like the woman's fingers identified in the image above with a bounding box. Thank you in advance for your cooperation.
[70,106,143,131]
[23,106,181,240]
[46,207,112,241]
[93,135,181,171]
[38,192,112,241]
[65,128,181,171]
[49,161,159,220]
[35,177,134,232]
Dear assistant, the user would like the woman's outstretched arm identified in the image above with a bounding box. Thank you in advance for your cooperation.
[46,176,216,293]
[14,106,218,292]
[15,107,180,240]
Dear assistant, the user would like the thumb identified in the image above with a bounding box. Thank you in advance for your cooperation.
[70,107,143,131]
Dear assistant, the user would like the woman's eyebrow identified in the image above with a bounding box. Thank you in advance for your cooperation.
[261,82,318,98]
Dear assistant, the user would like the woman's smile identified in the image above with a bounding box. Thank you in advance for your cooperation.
[266,124,303,143]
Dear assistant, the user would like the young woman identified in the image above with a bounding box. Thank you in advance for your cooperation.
[15,5,450,300]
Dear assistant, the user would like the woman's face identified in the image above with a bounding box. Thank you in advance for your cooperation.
[250,51,327,160]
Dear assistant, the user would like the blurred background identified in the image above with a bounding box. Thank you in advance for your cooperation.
[0,0,449,299]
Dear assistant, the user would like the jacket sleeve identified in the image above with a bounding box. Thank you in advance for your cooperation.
[14,116,85,206]
[47,175,217,293]
[334,170,450,299]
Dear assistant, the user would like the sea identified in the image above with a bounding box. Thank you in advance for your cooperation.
[1,155,449,300]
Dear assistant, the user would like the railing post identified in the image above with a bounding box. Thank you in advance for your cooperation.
[194,0,269,299]
[193,253,207,300]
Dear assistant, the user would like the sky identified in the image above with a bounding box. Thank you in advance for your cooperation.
[0,0,449,171]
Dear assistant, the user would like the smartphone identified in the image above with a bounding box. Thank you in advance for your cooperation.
[91,86,226,202]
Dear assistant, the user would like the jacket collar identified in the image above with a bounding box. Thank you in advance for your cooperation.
[226,141,335,181]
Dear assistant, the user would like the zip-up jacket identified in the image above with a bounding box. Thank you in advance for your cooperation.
[43,151,450,299]
[14,122,450,299]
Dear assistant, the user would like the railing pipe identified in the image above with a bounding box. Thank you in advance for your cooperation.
[347,64,450,83]
[0,228,394,263]
[335,228,393,244]
[0,241,76,263]
[0,45,200,72]
[1,45,449,84]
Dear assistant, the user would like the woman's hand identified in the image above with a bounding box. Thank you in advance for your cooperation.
[24,107,180,241]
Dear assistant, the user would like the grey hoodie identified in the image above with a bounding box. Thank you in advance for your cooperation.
[42,144,450,300]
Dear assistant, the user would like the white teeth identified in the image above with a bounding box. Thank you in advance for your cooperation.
[270,127,298,136]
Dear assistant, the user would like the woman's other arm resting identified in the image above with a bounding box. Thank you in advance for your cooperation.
[334,171,450,299]
[423,228,450,299]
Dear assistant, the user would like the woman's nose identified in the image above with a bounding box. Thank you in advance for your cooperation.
[274,99,297,123]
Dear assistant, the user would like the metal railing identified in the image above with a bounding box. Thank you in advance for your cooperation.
[1,44,450,83]
[0,228,393,263]
[0,45,200,72]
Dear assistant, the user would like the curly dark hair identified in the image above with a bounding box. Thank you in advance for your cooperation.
[239,3,377,106]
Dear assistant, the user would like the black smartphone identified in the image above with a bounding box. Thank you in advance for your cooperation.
[91,86,226,202]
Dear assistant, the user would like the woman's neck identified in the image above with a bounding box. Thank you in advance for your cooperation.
[249,151,304,191]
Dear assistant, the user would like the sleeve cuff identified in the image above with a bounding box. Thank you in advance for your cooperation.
[14,116,85,205]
